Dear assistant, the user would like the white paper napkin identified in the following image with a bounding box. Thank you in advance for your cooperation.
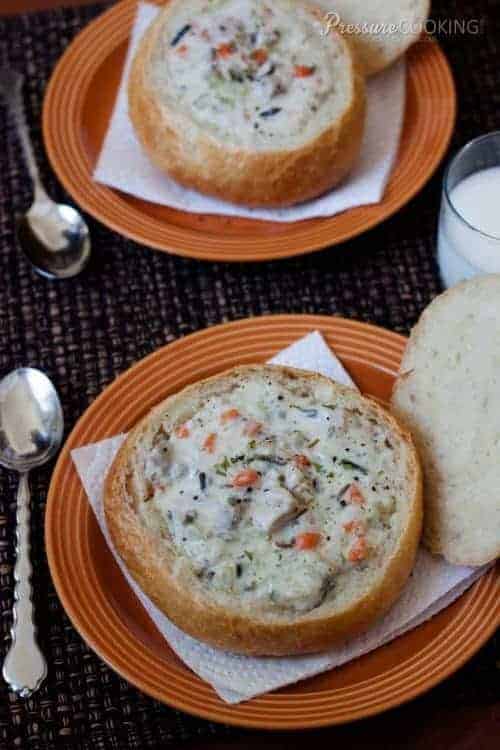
[93,3,406,223]
[71,331,488,704]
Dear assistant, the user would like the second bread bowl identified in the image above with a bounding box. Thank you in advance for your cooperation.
[128,0,365,207]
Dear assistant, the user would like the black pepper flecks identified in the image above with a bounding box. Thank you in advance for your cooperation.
[259,107,282,118]
[171,24,191,47]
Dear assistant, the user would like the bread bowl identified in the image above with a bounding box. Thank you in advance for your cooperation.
[392,275,500,566]
[318,0,431,76]
[128,0,365,207]
[105,365,422,655]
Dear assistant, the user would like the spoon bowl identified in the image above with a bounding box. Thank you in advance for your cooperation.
[0,368,64,471]
[17,202,91,280]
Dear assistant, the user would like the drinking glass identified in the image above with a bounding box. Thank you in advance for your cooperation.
[437,131,500,288]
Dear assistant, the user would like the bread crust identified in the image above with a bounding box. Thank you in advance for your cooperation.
[105,365,423,655]
[320,0,431,76]
[128,1,366,208]
[392,276,500,567]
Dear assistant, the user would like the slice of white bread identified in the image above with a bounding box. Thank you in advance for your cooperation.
[128,0,365,207]
[105,365,422,655]
[317,0,430,75]
[392,275,500,566]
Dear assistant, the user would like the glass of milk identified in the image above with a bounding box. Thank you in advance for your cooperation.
[437,131,500,288]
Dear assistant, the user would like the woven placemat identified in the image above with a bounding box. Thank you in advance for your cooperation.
[0,1,498,748]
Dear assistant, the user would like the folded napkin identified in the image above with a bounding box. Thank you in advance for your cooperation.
[72,331,487,704]
[93,3,406,223]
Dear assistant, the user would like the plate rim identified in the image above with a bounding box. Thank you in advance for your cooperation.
[42,0,457,262]
[45,315,499,729]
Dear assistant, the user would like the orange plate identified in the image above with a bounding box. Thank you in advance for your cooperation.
[42,1,456,262]
[45,315,499,729]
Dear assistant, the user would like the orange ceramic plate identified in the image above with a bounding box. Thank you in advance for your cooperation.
[42,1,456,262]
[45,316,499,729]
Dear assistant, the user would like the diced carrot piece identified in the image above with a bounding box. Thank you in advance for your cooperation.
[175,424,190,439]
[294,65,315,78]
[244,420,262,436]
[343,519,366,536]
[294,454,311,469]
[177,44,189,56]
[348,536,368,562]
[295,532,321,550]
[251,48,268,65]
[202,433,217,453]
[345,483,365,506]
[232,469,260,487]
[216,42,235,58]
[221,408,241,424]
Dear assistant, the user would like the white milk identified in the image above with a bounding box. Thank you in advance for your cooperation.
[438,166,500,288]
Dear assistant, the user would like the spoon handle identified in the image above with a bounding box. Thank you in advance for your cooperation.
[0,69,48,203]
[2,473,47,697]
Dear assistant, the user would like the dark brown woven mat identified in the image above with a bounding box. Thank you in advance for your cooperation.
[0,1,498,748]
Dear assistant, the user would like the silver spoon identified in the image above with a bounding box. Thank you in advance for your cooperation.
[0,368,64,697]
[0,68,91,279]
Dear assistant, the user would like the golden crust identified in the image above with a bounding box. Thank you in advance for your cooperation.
[105,365,423,656]
[128,2,366,208]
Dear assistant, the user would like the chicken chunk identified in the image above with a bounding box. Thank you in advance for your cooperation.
[251,485,303,535]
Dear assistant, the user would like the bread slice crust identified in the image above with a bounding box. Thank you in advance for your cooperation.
[392,276,500,566]
[105,365,422,656]
[128,0,366,208]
